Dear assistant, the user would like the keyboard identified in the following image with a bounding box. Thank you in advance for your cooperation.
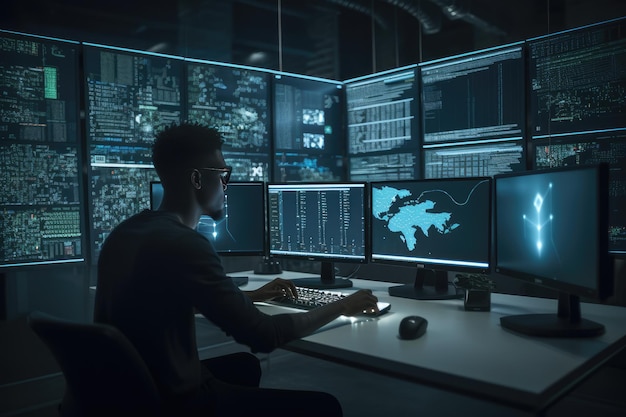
[268,287,391,317]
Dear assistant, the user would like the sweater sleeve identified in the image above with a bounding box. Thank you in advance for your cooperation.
[172,233,297,352]
[173,233,348,352]
[286,301,347,339]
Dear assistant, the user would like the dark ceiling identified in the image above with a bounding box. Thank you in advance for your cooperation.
[3,0,626,80]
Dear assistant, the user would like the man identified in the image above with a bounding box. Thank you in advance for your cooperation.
[94,122,379,416]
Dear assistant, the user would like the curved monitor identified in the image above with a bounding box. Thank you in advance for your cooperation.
[370,177,492,300]
[494,164,612,337]
[267,182,368,289]
[150,181,266,256]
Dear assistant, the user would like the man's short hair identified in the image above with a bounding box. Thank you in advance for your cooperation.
[152,122,223,182]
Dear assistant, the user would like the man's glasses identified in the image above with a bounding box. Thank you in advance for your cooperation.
[198,166,232,185]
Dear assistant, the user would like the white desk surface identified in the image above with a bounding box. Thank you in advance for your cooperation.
[234,270,626,413]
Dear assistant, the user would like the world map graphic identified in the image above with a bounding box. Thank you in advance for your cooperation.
[372,186,460,251]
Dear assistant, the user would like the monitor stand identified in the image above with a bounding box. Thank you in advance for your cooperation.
[500,292,605,337]
[254,257,283,275]
[290,261,353,290]
[388,268,461,300]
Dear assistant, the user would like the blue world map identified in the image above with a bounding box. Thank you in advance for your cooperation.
[373,186,460,251]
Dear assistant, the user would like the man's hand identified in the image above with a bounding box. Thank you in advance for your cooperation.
[338,289,379,316]
[245,277,298,302]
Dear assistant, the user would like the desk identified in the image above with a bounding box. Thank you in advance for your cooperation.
[234,270,626,414]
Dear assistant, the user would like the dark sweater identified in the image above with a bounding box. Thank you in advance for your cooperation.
[94,210,300,400]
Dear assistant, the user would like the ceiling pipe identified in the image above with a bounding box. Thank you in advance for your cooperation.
[381,0,442,34]
[425,0,507,35]
[324,0,391,31]
[326,0,441,34]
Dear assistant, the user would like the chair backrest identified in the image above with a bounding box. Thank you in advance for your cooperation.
[28,311,163,417]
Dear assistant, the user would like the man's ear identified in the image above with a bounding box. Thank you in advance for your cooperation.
[190,169,202,190]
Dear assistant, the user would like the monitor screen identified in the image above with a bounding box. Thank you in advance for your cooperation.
[344,65,420,180]
[83,44,183,262]
[370,177,491,299]
[528,17,626,139]
[150,181,266,256]
[533,131,626,256]
[272,73,345,182]
[494,164,612,337]
[424,140,526,179]
[420,44,525,145]
[186,59,271,181]
[0,30,85,268]
[348,153,417,182]
[274,152,344,183]
[267,182,367,289]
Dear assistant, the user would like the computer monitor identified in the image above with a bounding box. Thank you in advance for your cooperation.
[82,43,183,262]
[267,182,368,289]
[420,43,525,145]
[272,73,345,182]
[370,177,491,300]
[344,65,420,180]
[150,181,266,256]
[186,59,272,182]
[423,140,526,179]
[528,17,626,139]
[0,30,86,268]
[494,164,612,337]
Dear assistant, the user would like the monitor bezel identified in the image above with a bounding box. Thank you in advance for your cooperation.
[368,177,492,275]
[493,164,613,300]
[265,181,369,265]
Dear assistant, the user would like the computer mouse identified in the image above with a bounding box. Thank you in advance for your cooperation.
[398,315,428,340]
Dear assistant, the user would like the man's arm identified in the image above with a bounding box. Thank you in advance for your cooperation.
[243,277,298,302]
[278,289,380,338]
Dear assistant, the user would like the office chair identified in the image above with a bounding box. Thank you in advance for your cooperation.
[27,311,163,417]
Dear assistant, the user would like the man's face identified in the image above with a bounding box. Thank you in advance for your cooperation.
[196,150,227,220]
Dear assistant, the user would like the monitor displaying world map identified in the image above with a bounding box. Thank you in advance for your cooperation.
[370,177,491,271]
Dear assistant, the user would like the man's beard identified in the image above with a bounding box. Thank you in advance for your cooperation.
[208,207,225,221]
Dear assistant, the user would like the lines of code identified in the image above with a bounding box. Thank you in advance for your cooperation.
[346,69,418,156]
[268,184,366,260]
[86,50,182,145]
[424,141,525,179]
[421,46,524,144]
[529,20,626,137]
[348,152,417,181]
